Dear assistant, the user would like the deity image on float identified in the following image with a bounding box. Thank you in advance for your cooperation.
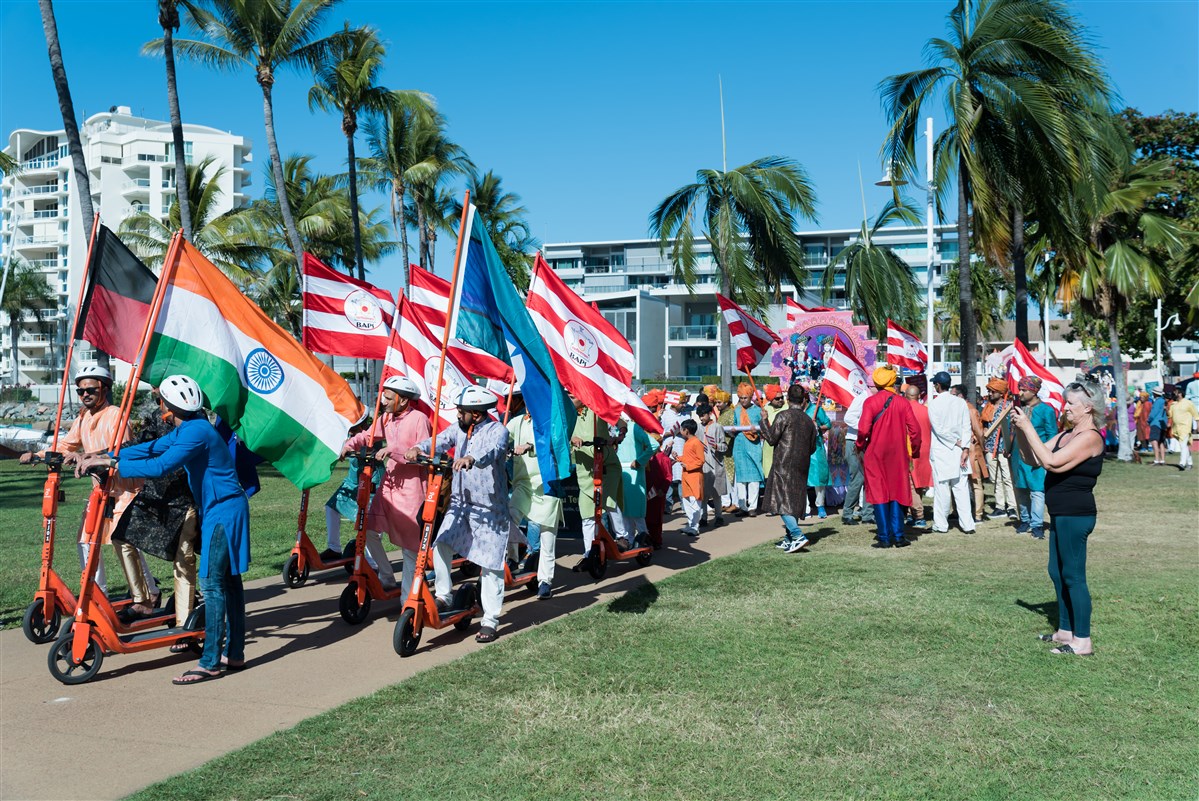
[768,308,879,507]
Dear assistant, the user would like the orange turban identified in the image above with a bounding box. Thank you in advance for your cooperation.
[641,389,663,407]
[736,382,754,399]
[986,376,1009,394]
[872,365,897,390]
[765,384,782,401]
[702,384,719,398]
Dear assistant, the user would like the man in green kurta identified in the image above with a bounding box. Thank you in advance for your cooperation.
[571,396,625,558]
[508,392,564,599]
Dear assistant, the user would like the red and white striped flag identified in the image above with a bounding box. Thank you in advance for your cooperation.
[527,254,635,425]
[823,337,872,407]
[1001,339,1064,413]
[405,265,513,383]
[886,318,928,372]
[717,293,781,372]
[785,297,834,327]
[301,253,395,358]
[623,387,664,436]
[382,293,503,431]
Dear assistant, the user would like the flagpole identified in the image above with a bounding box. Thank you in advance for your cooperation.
[501,381,516,426]
[430,192,471,422]
[48,214,101,452]
[108,230,184,456]
[367,301,402,443]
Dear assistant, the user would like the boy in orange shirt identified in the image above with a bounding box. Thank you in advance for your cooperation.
[677,420,705,536]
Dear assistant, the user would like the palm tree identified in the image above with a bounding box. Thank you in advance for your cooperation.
[360,97,466,289]
[308,23,399,280]
[880,0,1112,402]
[821,197,923,339]
[2,259,54,384]
[0,152,19,176]
[161,0,346,284]
[465,170,536,288]
[148,0,196,241]
[650,156,817,387]
[1055,123,1186,461]
[119,156,265,283]
[935,261,1015,358]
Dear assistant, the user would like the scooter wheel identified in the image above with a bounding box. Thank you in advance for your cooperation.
[635,549,653,567]
[22,598,61,644]
[339,583,371,625]
[452,584,478,632]
[341,541,357,575]
[48,628,103,685]
[282,554,309,588]
[394,608,420,657]
[586,545,607,581]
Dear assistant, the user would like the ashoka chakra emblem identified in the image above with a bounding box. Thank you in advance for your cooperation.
[244,348,285,394]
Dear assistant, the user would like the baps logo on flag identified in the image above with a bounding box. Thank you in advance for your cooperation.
[343,289,384,332]
[244,348,285,394]
[903,337,918,358]
[563,319,599,369]
[423,357,466,411]
[850,369,868,396]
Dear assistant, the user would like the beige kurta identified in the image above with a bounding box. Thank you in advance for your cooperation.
[54,404,141,544]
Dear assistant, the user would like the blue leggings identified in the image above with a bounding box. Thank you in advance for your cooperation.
[874,501,904,544]
[1048,515,1095,638]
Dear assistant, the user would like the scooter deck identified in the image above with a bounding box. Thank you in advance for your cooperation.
[118,625,203,646]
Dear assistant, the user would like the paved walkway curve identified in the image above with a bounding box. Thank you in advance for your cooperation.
[0,513,788,800]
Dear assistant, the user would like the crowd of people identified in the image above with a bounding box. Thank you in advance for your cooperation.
[25,355,1180,679]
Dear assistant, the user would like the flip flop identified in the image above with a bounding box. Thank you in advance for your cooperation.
[173,669,222,685]
[1037,634,1059,643]
[1050,644,1093,656]
[475,626,498,644]
[169,642,192,654]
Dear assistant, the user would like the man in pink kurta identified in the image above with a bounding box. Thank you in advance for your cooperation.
[857,366,922,548]
[342,377,430,596]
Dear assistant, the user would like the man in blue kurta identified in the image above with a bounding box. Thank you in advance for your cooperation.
[1009,375,1058,539]
[80,374,251,684]
[729,383,765,516]
[616,416,656,544]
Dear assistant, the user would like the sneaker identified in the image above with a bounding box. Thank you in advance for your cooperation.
[681,528,698,537]
[870,540,893,549]
[776,537,792,549]
[319,548,343,562]
[1006,509,1018,520]
[894,538,912,548]
[785,537,810,553]
[537,581,552,599]
[841,517,859,526]
[985,510,1007,521]
[434,596,452,614]
[1030,528,1045,540]
[1015,523,1031,534]
[911,519,927,530]
[817,506,827,519]
[614,537,631,551]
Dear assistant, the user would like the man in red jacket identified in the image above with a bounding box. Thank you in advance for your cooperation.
[857,365,922,548]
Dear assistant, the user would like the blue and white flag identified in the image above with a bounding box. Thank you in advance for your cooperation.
[449,205,576,493]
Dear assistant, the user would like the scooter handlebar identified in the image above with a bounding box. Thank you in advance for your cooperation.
[413,453,454,473]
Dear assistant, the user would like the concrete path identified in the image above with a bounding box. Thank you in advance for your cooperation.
[0,513,789,801]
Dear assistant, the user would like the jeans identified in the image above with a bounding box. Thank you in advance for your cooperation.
[780,514,804,540]
[874,500,904,544]
[199,525,245,672]
[1016,488,1045,531]
[842,445,874,522]
[1048,515,1094,637]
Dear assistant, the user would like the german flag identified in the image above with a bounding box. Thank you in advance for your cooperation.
[74,225,157,363]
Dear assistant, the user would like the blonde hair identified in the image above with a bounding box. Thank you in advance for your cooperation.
[1064,381,1106,430]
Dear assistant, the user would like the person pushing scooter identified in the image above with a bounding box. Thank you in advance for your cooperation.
[405,385,518,644]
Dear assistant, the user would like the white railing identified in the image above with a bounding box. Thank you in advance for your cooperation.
[133,153,170,163]
[14,185,59,197]
[669,325,717,340]
[13,233,63,247]
[31,209,59,219]
[21,156,60,170]
[26,259,60,270]
[122,178,151,190]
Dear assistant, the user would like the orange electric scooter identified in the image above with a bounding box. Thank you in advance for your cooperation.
[281,489,355,588]
[337,446,408,624]
[575,434,652,581]
[47,472,206,684]
[392,454,479,656]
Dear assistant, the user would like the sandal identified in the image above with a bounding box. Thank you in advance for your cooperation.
[169,641,192,654]
[1050,644,1092,656]
[1037,634,1061,643]
[475,626,498,644]
[220,657,246,671]
[172,669,222,685]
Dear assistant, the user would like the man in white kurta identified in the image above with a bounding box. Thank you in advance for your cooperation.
[508,397,563,600]
[927,372,977,534]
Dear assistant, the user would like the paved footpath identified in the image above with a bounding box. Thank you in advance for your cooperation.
[0,513,785,801]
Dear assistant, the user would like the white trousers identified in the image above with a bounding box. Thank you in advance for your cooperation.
[325,506,342,552]
[607,507,627,540]
[1179,440,1194,468]
[736,481,759,512]
[434,541,503,629]
[681,496,703,532]
[363,530,396,587]
[933,477,976,532]
[986,453,1016,511]
[581,517,596,553]
[536,521,558,586]
[77,541,107,595]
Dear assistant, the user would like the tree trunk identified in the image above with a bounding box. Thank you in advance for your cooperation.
[10,320,19,384]
[161,7,193,242]
[259,78,305,287]
[416,204,428,270]
[1107,310,1133,462]
[396,184,410,291]
[957,154,977,405]
[1012,204,1027,346]
[345,127,365,281]
[39,0,105,371]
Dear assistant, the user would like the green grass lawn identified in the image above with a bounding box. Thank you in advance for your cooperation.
[0,458,344,628]
[112,459,1196,801]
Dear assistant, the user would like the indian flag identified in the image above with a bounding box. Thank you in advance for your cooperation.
[144,240,364,489]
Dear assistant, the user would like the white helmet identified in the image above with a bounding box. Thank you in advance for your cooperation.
[159,374,204,412]
[75,364,112,385]
[382,375,421,399]
[457,385,497,411]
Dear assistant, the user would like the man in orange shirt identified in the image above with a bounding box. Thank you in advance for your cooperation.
[676,420,705,536]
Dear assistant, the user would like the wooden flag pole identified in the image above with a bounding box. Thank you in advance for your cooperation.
[48,214,100,452]
[430,192,471,426]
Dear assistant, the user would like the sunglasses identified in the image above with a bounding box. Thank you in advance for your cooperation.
[75,387,101,396]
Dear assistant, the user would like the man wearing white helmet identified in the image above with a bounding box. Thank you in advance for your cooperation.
[78,374,251,684]
[406,384,516,643]
[21,365,160,614]
[341,375,430,596]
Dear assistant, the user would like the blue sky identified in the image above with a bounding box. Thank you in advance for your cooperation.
[2,0,1196,287]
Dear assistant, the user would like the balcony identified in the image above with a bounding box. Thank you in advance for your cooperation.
[669,324,718,341]
[583,283,629,295]
[31,209,59,219]
[14,184,60,197]
[25,258,61,270]
[21,155,60,171]
[13,232,63,248]
[121,178,152,195]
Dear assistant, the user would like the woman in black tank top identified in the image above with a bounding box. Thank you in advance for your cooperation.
[1012,381,1107,657]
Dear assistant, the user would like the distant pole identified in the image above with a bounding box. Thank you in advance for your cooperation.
[857,161,870,248]
[719,75,727,173]
[924,116,935,377]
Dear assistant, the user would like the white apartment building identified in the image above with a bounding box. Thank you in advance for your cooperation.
[543,225,960,382]
[1,105,252,386]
